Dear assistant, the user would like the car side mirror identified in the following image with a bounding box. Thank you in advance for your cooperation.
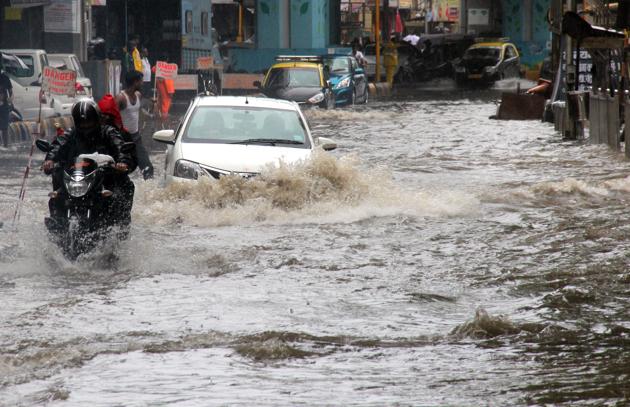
[153,129,176,144]
[315,137,337,151]
[35,139,52,152]
[253,80,262,88]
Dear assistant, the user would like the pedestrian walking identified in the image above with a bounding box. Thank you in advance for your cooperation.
[116,71,154,180]
[0,60,13,148]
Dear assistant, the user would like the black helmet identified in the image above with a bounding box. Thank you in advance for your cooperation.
[72,99,101,139]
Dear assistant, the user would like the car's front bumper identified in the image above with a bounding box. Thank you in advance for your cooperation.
[333,87,352,106]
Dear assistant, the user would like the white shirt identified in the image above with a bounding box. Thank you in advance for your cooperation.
[120,91,141,134]
[142,57,151,82]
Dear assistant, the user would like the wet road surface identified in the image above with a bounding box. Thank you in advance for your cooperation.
[2,85,630,406]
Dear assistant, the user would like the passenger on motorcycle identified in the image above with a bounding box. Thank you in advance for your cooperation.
[42,99,136,234]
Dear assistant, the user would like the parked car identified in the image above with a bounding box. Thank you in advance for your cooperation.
[0,49,88,118]
[364,41,421,82]
[410,34,475,82]
[152,95,337,184]
[454,41,521,86]
[1,51,55,121]
[255,56,335,109]
[322,54,368,106]
[48,53,92,97]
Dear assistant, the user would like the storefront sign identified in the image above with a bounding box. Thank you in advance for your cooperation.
[432,0,460,23]
[196,56,214,70]
[155,61,178,79]
[468,8,489,26]
[42,66,77,97]
[4,7,23,20]
[44,0,80,33]
[10,0,51,7]
[173,74,198,90]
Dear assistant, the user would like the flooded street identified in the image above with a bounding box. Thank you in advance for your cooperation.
[2,88,630,406]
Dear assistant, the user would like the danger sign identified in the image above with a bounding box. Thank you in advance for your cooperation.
[155,61,178,80]
[42,66,77,97]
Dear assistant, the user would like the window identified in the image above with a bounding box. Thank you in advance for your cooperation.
[183,106,310,148]
[505,46,517,59]
[265,68,321,88]
[323,57,350,74]
[201,12,208,36]
[351,57,358,71]
[185,10,193,34]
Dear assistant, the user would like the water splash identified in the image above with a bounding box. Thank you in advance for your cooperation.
[134,152,479,227]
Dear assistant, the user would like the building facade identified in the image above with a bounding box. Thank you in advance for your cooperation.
[229,0,343,73]
[501,0,550,68]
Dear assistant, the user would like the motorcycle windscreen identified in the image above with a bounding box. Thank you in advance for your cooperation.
[64,157,98,177]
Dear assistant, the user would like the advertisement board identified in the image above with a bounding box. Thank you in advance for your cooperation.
[44,0,80,33]
[432,0,460,23]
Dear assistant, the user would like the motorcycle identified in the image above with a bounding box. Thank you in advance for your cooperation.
[36,139,134,260]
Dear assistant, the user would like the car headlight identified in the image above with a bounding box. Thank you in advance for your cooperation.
[308,93,325,104]
[455,66,466,73]
[335,77,351,89]
[174,159,207,180]
[65,176,91,198]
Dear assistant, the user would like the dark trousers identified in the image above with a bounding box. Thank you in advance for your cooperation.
[130,132,154,179]
[0,106,8,148]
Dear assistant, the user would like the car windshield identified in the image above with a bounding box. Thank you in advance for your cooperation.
[10,55,34,77]
[182,106,310,148]
[464,47,501,61]
[265,67,321,88]
[49,57,67,70]
[323,57,350,74]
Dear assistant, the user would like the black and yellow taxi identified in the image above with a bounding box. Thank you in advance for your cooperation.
[255,56,335,109]
[455,40,521,86]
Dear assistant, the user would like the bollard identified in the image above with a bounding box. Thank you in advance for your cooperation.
[6,116,73,146]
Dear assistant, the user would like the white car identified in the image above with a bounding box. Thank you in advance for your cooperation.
[1,49,90,119]
[152,96,337,184]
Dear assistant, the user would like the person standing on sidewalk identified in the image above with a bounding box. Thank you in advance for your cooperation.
[0,61,13,148]
[141,47,152,97]
[116,71,154,180]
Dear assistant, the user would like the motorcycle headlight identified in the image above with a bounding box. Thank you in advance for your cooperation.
[174,159,207,180]
[335,77,351,89]
[308,93,325,104]
[64,176,91,198]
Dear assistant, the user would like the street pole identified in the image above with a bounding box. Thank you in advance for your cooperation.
[565,0,577,139]
[237,1,244,42]
[376,0,381,82]
[124,0,128,46]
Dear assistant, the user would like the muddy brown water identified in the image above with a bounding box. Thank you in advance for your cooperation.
[1,86,630,406]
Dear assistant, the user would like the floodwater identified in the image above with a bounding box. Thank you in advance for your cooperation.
[2,84,630,406]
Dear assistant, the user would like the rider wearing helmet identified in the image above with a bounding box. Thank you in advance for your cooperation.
[43,99,137,232]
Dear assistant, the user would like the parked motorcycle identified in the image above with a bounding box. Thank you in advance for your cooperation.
[36,139,134,260]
